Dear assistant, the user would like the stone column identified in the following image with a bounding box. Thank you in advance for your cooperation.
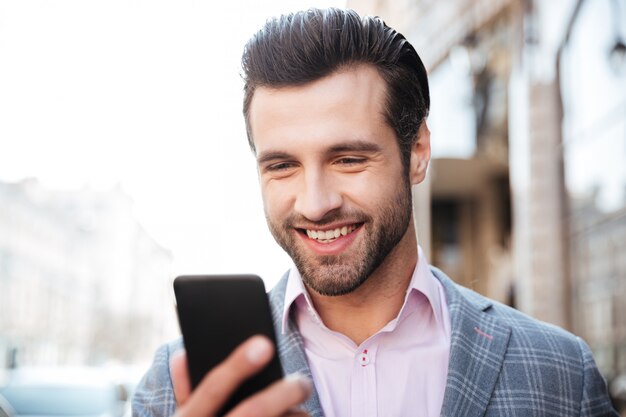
[516,78,570,330]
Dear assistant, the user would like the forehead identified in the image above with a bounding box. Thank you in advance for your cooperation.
[248,65,393,154]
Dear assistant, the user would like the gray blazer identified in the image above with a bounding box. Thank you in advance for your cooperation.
[132,268,618,416]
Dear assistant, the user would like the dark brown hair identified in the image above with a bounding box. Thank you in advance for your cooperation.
[241,7,430,168]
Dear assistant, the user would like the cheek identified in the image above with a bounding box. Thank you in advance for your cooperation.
[342,168,404,204]
[261,181,292,220]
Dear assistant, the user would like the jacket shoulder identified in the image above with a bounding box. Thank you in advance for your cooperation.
[435,266,581,351]
[132,338,183,417]
[435,269,617,416]
[470,285,583,353]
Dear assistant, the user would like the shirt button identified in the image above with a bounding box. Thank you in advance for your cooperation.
[357,352,370,366]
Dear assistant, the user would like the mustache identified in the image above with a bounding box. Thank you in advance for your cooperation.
[282,209,371,229]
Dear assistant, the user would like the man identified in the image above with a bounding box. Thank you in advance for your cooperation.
[133,8,617,417]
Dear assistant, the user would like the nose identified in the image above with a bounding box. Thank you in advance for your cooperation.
[293,170,342,222]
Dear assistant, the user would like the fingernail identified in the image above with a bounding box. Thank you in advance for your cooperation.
[285,372,313,395]
[245,337,272,364]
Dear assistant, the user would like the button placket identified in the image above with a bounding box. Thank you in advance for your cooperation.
[358,349,370,366]
[351,343,378,417]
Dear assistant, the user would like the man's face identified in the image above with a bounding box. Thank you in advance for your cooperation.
[249,65,428,296]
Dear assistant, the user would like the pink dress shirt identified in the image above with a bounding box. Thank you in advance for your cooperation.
[281,247,451,417]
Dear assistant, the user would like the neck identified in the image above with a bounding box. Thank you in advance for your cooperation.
[307,219,418,345]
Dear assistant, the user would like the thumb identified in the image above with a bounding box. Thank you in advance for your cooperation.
[170,350,192,406]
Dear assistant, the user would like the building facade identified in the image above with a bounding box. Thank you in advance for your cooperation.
[0,179,177,367]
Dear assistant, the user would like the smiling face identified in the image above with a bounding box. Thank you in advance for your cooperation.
[249,65,430,296]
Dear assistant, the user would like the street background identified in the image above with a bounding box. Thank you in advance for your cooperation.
[0,0,625,413]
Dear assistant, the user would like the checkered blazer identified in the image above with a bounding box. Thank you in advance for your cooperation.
[132,268,618,416]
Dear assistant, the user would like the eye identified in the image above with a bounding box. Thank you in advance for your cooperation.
[334,156,367,166]
[266,161,296,171]
[262,161,299,178]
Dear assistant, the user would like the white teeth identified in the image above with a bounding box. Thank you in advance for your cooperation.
[305,225,357,242]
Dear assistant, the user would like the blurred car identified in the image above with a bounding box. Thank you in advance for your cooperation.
[0,367,128,417]
[0,393,15,417]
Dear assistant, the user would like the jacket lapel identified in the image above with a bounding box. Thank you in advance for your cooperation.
[432,268,511,417]
[269,273,325,417]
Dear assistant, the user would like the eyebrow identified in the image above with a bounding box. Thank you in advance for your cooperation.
[326,140,383,154]
[256,151,294,165]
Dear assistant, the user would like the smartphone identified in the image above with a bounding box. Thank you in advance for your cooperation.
[173,274,283,416]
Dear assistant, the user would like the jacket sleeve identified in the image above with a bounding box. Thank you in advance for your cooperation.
[578,337,619,416]
[132,341,181,417]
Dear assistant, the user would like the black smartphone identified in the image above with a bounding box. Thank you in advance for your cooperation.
[173,274,283,416]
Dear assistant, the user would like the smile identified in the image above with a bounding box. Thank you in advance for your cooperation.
[303,224,359,243]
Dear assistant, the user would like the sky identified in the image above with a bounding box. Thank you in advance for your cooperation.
[0,0,345,289]
[561,0,626,212]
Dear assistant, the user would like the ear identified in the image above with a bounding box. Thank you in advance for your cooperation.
[409,121,431,185]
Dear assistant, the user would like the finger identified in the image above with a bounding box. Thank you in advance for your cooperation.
[227,373,312,417]
[283,412,309,417]
[182,335,274,417]
[170,350,191,406]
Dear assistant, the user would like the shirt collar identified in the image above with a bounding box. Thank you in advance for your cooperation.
[281,245,445,334]
[282,262,309,334]
[411,245,445,328]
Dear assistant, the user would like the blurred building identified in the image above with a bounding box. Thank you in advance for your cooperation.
[348,0,626,405]
[571,195,626,380]
[0,179,177,368]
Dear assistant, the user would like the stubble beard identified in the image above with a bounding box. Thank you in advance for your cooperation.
[266,179,413,297]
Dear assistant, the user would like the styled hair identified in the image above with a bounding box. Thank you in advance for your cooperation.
[241,7,430,168]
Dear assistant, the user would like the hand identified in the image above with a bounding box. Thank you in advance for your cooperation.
[170,335,312,417]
